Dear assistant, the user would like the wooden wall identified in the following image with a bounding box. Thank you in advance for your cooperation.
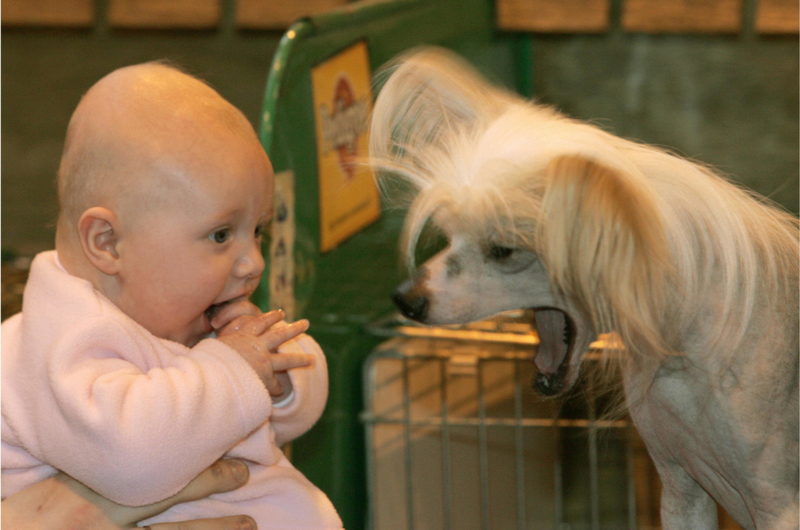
[0,0,350,29]
[3,0,797,34]
[497,0,798,34]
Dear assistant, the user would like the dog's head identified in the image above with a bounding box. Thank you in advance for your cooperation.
[392,228,596,396]
[372,48,672,397]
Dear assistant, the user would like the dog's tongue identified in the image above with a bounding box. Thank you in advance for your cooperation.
[534,309,568,375]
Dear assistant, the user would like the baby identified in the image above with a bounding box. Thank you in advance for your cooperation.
[1,62,343,529]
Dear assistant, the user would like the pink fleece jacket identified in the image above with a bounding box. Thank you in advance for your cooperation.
[1,251,343,529]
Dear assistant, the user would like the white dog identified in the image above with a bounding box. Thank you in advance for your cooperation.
[369,48,799,530]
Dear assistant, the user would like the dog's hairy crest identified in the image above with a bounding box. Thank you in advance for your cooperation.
[370,47,798,403]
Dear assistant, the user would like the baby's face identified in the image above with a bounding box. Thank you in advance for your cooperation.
[112,128,274,347]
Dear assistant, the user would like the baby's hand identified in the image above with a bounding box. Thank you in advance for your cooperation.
[207,296,262,332]
[216,309,314,396]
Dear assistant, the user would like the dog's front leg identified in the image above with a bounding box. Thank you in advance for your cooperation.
[657,462,718,530]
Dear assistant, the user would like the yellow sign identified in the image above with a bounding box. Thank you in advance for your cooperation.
[311,41,380,253]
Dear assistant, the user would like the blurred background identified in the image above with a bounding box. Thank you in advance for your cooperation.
[2,1,797,529]
[3,0,797,258]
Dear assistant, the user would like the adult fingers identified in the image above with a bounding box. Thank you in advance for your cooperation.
[260,319,310,350]
[123,460,250,524]
[168,460,250,504]
[144,514,256,530]
[1,475,116,530]
[270,352,316,372]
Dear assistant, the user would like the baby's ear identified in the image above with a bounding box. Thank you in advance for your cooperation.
[78,207,121,276]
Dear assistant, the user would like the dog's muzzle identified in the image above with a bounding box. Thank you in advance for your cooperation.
[393,275,430,321]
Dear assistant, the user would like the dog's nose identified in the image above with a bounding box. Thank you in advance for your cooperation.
[393,279,429,321]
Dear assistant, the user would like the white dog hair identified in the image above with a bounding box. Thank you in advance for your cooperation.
[370,47,798,530]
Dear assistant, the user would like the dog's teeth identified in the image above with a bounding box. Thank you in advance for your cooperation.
[563,318,573,344]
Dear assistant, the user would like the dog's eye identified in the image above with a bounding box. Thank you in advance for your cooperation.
[489,245,514,261]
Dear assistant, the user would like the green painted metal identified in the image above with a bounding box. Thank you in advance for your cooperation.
[255,2,531,527]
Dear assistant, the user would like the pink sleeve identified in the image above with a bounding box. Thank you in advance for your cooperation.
[271,333,329,447]
[38,316,271,506]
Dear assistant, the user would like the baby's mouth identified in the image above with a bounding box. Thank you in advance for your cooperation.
[205,294,250,324]
[205,300,231,323]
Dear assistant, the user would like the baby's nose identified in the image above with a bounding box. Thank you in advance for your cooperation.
[234,246,265,279]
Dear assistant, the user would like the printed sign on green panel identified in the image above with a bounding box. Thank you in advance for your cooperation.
[311,41,380,253]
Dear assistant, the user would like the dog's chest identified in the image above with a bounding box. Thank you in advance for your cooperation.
[627,364,754,523]
[632,367,735,463]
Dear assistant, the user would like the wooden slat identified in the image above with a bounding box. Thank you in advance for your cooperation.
[632,428,661,527]
[496,0,610,32]
[756,0,799,34]
[622,0,743,33]
[2,0,93,27]
[108,0,220,28]
[236,0,350,29]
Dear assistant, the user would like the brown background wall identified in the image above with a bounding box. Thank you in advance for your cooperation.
[2,0,797,258]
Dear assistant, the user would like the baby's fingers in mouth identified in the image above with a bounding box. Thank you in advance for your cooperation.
[206,300,234,323]
[207,296,258,329]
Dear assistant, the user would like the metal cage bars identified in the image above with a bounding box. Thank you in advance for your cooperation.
[363,345,638,530]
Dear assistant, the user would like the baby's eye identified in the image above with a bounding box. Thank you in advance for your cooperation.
[210,228,231,244]
[254,223,267,239]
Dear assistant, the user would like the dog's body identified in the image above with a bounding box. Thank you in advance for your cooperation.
[370,48,799,529]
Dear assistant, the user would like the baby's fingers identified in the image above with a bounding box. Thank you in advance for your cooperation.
[209,297,260,330]
[218,310,285,337]
[271,352,316,372]
[261,319,310,350]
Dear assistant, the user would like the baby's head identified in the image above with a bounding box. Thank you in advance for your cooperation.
[56,62,274,347]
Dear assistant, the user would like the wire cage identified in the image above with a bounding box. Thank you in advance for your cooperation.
[362,310,642,530]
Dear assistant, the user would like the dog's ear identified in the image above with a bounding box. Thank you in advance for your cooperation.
[370,47,511,164]
[539,155,672,354]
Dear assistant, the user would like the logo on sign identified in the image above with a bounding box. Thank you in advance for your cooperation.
[319,75,370,180]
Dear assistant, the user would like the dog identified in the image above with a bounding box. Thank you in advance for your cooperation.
[369,48,799,530]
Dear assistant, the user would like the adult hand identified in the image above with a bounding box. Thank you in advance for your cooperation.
[1,459,256,530]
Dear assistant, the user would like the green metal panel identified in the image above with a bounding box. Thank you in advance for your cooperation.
[255,2,531,527]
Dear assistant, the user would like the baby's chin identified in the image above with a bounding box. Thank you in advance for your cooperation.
[159,319,213,348]
[177,333,212,349]
[181,333,202,348]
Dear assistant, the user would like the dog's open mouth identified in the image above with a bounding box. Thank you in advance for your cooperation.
[532,308,574,396]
